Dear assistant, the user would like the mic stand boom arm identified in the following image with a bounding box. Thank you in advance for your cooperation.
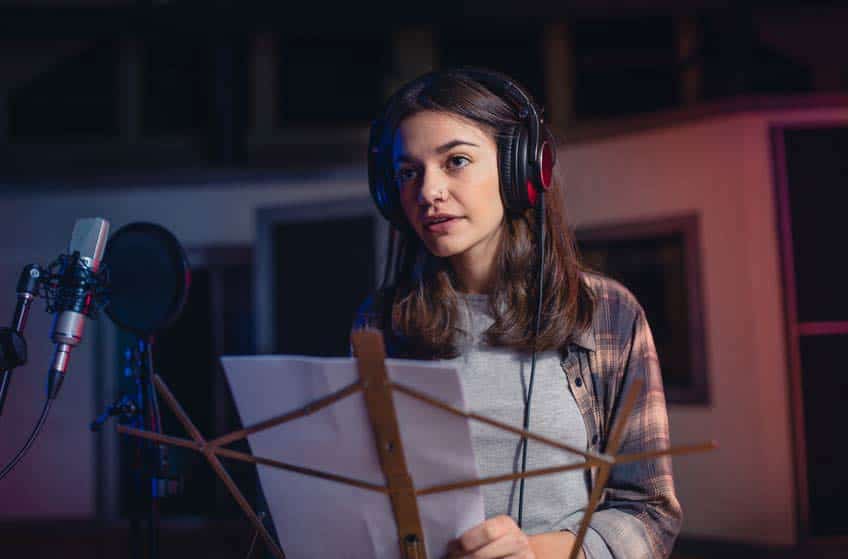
[0,265,45,416]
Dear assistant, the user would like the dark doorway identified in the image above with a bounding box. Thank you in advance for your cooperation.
[272,216,376,357]
[773,124,848,541]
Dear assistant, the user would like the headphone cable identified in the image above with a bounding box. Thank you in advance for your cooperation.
[517,190,545,529]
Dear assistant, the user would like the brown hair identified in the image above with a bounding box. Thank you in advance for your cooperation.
[375,70,594,359]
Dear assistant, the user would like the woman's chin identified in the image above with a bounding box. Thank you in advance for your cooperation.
[423,237,467,258]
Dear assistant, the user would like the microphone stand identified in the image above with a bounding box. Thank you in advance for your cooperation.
[0,265,44,416]
[136,338,162,559]
[92,336,178,559]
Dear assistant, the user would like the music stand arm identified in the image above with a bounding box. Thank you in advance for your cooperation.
[117,330,715,559]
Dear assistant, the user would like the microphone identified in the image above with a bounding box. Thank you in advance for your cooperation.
[46,218,110,400]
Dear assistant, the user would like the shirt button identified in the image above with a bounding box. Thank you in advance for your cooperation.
[574,377,583,387]
[591,434,599,445]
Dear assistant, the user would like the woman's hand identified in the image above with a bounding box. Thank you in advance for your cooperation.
[445,516,587,559]
[445,515,535,559]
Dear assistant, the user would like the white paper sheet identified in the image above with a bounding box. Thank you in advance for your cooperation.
[220,355,485,559]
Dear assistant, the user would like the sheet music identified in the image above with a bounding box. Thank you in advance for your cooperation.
[220,355,485,558]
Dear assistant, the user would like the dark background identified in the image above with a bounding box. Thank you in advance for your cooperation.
[1,1,847,558]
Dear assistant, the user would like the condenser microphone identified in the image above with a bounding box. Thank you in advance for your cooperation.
[46,218,110,400]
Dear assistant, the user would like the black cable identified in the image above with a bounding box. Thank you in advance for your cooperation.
[145,340,163,559]
[517,191,546,529]
[145,341,162,433]
[244,511,266,559]
[244,527,260,559]
[0,398,53,481]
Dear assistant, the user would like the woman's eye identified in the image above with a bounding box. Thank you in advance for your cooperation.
[447,155,470,169]
[396,168,419,185]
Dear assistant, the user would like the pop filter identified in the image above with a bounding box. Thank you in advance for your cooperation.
[102,222,191,339]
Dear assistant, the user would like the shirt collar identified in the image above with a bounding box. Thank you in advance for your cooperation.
[570,327,596,352]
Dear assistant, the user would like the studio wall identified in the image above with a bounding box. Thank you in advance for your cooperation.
[560,103,848,546]
[1,102,846,549]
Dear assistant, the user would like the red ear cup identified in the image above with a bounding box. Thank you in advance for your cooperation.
[539,140,555,190]
[499,124,537,212]
[502,122,555,211]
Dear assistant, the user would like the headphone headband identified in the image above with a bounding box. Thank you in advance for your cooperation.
[447,67,544,166]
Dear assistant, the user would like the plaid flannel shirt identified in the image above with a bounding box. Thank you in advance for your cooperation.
[351,273,682,558]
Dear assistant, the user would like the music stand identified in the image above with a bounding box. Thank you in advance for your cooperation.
[118,329,715,559]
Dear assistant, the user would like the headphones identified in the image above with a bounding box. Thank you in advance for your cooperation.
[368,68,557,232]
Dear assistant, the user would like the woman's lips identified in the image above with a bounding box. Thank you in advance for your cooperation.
[423,217,463,233]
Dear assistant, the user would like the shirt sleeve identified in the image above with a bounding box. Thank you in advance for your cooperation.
[589,307,683,559]
[581,526,617,559]
[561,518,616,559]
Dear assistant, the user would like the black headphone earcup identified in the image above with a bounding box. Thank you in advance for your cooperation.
[499,125,531,212]
[380,167,402,230]
[368,138,409,232]
[497,130,515,211]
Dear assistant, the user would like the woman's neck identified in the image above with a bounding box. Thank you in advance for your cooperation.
[452,267,490,294]
[445,222,503,295]
[449,249,497,295]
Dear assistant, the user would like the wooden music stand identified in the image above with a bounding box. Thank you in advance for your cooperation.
[118,329,715,559]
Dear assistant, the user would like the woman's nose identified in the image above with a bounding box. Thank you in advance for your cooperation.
[418,172,448,205]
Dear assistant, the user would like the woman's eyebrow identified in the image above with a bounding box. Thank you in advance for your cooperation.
[435,139,480,153]
[394,139,480,164]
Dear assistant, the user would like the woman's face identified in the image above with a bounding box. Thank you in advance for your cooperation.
[392,110,504,268]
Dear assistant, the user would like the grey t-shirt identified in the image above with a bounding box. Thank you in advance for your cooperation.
[447,293,613,558]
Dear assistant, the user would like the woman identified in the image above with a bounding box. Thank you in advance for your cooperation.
[354,68,681,559]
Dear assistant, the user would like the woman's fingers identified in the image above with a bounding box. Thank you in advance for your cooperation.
[458,530,533,558]
[446,515,534,559]
[456,515,513,553]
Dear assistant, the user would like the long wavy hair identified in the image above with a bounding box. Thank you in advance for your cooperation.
[374,70,595,359]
